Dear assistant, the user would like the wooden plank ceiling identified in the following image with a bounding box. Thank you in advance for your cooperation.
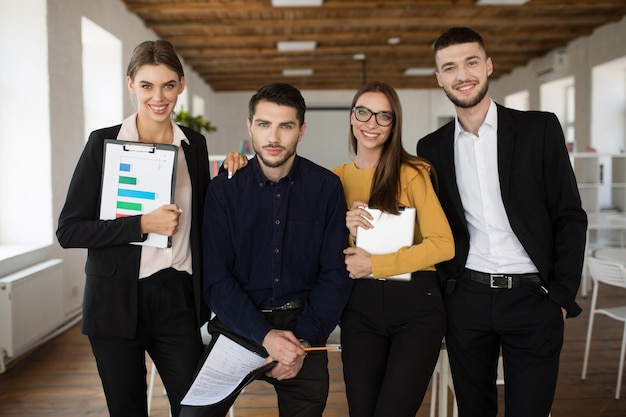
[120,0,626,92]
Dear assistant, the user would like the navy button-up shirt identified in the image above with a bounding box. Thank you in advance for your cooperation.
[202,155,352,346]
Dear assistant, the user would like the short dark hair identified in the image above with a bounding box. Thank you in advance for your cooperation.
[126,40,184,81]
[248,83,306,126]
[433,27,486,53]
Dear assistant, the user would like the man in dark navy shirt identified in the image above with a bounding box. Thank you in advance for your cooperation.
[200,83,352,417]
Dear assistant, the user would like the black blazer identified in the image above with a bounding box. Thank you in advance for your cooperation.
[57,124,210,337]
[417,103,587,317]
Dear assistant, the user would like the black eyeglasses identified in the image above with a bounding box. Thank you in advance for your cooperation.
[352,106,394,127]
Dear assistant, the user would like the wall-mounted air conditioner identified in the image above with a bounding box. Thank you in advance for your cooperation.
[534,49,569,78]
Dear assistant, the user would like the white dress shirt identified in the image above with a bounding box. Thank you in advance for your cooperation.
[454,100,538,274]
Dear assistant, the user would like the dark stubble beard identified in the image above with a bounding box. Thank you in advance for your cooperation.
[444,81,489,109]
[253,142,296,168]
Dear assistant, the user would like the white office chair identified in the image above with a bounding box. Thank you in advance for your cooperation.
[429,340,457,417]
[147,358,169,417]
[581,256,626,399]
[430,344,501,417]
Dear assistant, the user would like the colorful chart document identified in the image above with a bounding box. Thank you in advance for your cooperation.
[99,139,177,248]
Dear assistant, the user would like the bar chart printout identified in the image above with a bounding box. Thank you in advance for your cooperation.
[99,140,178,248]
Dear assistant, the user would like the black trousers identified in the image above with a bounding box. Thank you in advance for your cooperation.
[183,307,329,417]
[340,271,445,417]
[89,268,204,417]
[445,273,564,417]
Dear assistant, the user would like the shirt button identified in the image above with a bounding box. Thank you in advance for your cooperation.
[276,193,281,198]
[274,248,280,254]
[274,277,279,283]
[275,220,280,225]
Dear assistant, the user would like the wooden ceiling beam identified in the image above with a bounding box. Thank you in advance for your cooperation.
[164,29,578,47]
[146,15,615,32]
[176,41,564,60]
[123,0,626,15]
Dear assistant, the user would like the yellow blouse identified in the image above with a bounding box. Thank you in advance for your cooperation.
[333,161,454,277]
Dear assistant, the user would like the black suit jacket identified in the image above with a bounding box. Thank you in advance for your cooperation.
[57,124,210,337]
[417,103,587,317]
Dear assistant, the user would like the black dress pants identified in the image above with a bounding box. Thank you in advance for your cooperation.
[340,271,445,417]
[89,268,204,417]
[445,274,564,417]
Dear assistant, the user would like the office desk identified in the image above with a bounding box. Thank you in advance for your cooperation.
[593,247,626,265]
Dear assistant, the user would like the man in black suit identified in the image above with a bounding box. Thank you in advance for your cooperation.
[417,27,588,417]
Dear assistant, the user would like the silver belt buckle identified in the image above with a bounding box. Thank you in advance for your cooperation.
[490,274,512,289]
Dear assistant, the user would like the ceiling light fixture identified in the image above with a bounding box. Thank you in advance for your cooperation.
[403,68,436,76]
[282,69,314,76]
[271,0,323,6]
[387,37,401,45]
[277,41,317,51]
[352,54,368,85]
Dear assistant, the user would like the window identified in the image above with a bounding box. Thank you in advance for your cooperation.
[82,17,123,140]
[591,56,626,154]
[540,76,575,149]
[192,94,206,118]
[0,0,51,260]
[504,90,529,111]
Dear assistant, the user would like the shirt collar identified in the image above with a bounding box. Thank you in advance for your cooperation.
[252,154,300,185]
[454,99,497,142]
[118,112,189,146]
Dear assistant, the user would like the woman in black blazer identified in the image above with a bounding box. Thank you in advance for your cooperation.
[57,40,245,417]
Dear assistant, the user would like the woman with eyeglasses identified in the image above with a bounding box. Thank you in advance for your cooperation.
[332,81,454,417]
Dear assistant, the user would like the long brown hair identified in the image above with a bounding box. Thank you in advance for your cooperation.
[349,81,432,215]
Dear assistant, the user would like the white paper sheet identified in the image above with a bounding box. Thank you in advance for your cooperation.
[181,334,268,406]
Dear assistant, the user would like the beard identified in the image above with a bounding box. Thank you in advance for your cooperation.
[253,142,297,169]
[444,81,489,109]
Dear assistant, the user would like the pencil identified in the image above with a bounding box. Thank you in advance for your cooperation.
[303,345,341,352]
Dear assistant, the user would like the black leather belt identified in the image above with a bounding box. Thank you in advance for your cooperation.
[260,299,305,313]
[465,269,546,291]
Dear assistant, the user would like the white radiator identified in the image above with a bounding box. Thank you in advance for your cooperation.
[0,259,66,372]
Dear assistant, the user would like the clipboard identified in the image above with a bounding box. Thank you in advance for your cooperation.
[180,318,277,411]
[356,207,416,281]
[99,139,178,248]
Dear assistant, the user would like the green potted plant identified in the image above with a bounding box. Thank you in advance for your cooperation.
[173,106,217,133]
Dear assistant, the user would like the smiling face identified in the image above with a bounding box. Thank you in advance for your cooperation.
[126,63,185,124]
[434,41,493,109]
[351,91,393,155]
[248,99,305,181]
